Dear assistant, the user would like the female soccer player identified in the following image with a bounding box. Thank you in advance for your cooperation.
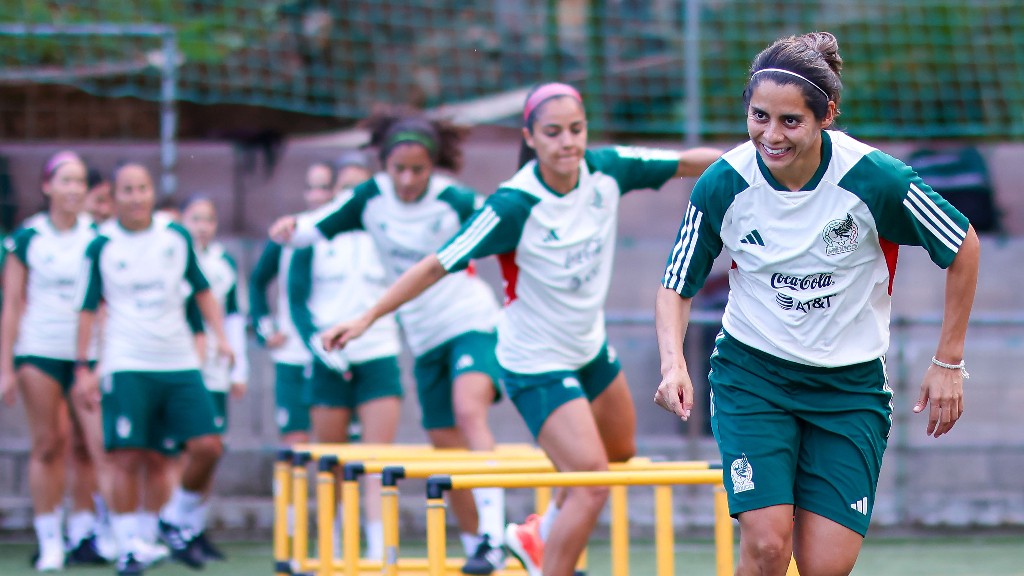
[74,162,233,576]
[271,112,511,574]
[287,88,721,576]
[180,195,249,560]
[250,161,346,446]
[655,32,980,576]
[1,151,114,570]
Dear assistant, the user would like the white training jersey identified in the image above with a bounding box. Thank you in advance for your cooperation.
[436,147,679,373]
[288,229,401,364]
[662,130,970,367]
[195,242,248,392]
[78,218,209,375]
[5,214,98,360]
[249,242,313,366]
[295,173,500,355]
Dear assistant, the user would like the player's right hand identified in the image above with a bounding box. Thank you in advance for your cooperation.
[654,366,693,421]
[321,316,371,352]
[269,215,297,243]
[0,370,17,406]
[264,332,287,349]
[72,368,101,411]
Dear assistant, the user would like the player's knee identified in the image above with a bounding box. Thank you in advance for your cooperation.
[572,483,611,511]
[743,531,792,569]
[186,435,223,463]
[605,437,636,463]
[32,431,68,464]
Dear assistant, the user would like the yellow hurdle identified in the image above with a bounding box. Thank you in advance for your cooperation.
[273,450,293,576]
[425,469,730,576]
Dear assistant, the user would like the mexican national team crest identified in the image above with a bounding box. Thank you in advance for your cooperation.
[730,454,755,493]
[822,213,859,256]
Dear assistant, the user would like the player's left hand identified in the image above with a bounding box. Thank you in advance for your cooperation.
[230,382,247,398]
[913,363,965,438]
[654,365,694,421]
[217,340,236,368]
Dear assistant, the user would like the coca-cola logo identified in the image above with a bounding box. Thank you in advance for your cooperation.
[770,272,834,292]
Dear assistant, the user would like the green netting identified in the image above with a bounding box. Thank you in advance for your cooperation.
[2,0,1023,139]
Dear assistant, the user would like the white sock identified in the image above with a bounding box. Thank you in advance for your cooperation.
[136,511,160,544]
[539,502,560,542]
[365,519,384,560]
[66,510,98,547]
[184,501,209,535]
[34,512,63,551]
[110,513,140,556]
[473,487,505,545]
[461,532,482,556]
[93,493,110,524]
[160,488,203,527]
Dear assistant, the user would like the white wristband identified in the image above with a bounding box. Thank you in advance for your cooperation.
[931,356,970,380]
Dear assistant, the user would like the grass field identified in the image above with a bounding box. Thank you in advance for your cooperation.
[1,534,1023,576]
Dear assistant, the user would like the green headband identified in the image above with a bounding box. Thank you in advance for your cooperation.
[385,130,438,155]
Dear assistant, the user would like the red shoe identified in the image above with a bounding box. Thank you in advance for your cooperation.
[504,515,543,576]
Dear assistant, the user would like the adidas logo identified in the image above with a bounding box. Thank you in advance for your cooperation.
[740,229,765,246]
[850,497,868,515]
[542,229,560,242]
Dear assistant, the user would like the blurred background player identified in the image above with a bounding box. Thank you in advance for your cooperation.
[271,112,510,574]
[73,162,233,576]
[180,194,250,561]
[84,167,114,225]
[1,150,116,571]
[307,85,721,576]
[287,159,403,561]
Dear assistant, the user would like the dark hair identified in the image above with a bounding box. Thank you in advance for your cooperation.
[517,84,586,169]
[743,31,843,124]
[179,193,215,214]
[362,107,465,172]
[110,160,153,186]
[86,166,108,190]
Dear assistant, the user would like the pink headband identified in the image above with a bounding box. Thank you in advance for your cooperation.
[523,83,583,123]
[43,150,82,181]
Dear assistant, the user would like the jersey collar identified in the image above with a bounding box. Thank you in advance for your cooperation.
[756,129,833,192]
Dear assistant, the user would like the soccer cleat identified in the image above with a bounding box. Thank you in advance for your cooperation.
[194,531,227,561]
[33,543,65,572]
[462,534,506,575]
[157,519,205,569]
[115,552,146,576]
[67,534,110,565]
[504,515,544,576]
[133,540,170,567]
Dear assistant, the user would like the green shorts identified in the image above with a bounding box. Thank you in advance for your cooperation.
[275,362,312,435]
[307,356,402,409]
[100,370,220,453]
[209,391,228,435]
[501,342,621,438]
[708,331,892,536]
[14,356,94,395]
[413,331,502,430]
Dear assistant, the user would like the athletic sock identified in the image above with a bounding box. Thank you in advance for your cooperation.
[365,519,384,560]
[110,513,140,555]
[539,501,560,542]
[34,512,64,551]
[136,511,160,544]
[460,532,483,557]
[66,510,98,547]
[473,487,506,545]
[184,501,209,535]
[160,488,204,528]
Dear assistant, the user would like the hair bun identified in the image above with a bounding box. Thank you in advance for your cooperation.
[801,31,843,76]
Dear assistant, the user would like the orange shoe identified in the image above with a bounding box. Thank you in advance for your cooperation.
[504,515,543,576]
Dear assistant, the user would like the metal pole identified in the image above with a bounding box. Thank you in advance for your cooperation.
[683,0,702,146]
[160,30,178,198]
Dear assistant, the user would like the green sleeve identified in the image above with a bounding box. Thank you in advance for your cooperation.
[314,183,375,239]
[169,223,211,293]
[8,227,38,265]
[587,146,680,195]
[286,246,317,350]
[662,159,745,297]
[223,252,240,315]
[840,151,971,269]
[248,241,282,332]
[185,295,205,333]
[77,236,109,312]
[437,184,482,224]
[435,189,537,273]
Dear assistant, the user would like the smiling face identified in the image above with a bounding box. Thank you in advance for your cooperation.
[113,164,156,231]
[43,159,87,217]
[384,143,433,203]
[747,80,836,190]
[523,96,587,192]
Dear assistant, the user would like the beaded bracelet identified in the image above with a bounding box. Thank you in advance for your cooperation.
[931,356,970,380]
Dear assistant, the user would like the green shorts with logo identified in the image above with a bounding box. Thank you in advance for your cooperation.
[101,370,219,453]
[413,331,502,430]
[275,362,312,435]
[307,355,402,409]
[14,356,95,395]
[501,342,621,438]
[708,330,892,536]
[209,391,228,435]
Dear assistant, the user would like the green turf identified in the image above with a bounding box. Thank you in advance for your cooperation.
[0,536,1022,575]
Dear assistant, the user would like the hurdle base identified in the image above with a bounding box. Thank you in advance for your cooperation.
[274,560,293,575]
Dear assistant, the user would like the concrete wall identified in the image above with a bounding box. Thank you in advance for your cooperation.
[1,134,1022,535]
